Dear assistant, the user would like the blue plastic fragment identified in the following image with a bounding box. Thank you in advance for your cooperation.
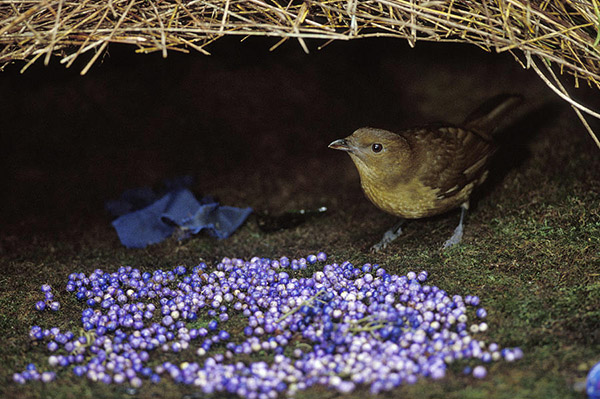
[160,190,253,240]
[109,184,252,248]
[105,187,158,217]
[588,361,600,399]
[105,175,194,217]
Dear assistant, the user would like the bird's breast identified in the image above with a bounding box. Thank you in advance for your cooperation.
[360,177,471,219]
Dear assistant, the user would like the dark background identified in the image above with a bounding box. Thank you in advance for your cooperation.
[4,37,595,242]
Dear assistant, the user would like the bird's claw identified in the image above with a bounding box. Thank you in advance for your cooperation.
[442,223,463,249]
[370,227,403,252]
[370,242,386,253]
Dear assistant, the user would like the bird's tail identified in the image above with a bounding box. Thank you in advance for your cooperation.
[463,94,523,135]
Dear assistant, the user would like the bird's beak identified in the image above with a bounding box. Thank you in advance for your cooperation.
[328,138,352,152]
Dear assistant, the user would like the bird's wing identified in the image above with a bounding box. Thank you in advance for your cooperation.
[410,126,495,199]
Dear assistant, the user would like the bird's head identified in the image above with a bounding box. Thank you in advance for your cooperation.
[329,127,413,183]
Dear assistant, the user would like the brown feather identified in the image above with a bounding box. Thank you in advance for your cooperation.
[329,95,521,220]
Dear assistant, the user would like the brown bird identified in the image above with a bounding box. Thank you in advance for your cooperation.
[329,94,522,251]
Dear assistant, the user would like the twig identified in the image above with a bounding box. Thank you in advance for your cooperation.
[150,0,168,58]
[80,0,137,75]
[531,57,600,149]
[44,0,63,65]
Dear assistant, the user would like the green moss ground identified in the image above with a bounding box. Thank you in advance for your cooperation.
[0,38,598,398]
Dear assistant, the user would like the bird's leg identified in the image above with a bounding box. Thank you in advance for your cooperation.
[371,219,406,252]
[443,203,468,249]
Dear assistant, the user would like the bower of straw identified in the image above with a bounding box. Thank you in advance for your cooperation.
[1,0,600,146]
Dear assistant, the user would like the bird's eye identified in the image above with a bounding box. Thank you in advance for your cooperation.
[371,143,383,153]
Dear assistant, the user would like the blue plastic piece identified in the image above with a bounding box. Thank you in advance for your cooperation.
[109,183,252,248]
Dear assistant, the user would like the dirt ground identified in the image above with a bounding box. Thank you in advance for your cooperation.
[1,37,599,398]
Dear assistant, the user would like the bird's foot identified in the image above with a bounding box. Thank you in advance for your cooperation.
[370,226,403,253]
[442,223,463,249]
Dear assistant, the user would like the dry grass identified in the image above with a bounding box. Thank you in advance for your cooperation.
[1,0,600,146]
[0,0,598,78]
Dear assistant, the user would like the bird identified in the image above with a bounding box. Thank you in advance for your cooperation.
[329,94,522,251]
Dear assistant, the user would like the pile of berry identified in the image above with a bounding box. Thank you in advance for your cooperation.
[14,253,522,396]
